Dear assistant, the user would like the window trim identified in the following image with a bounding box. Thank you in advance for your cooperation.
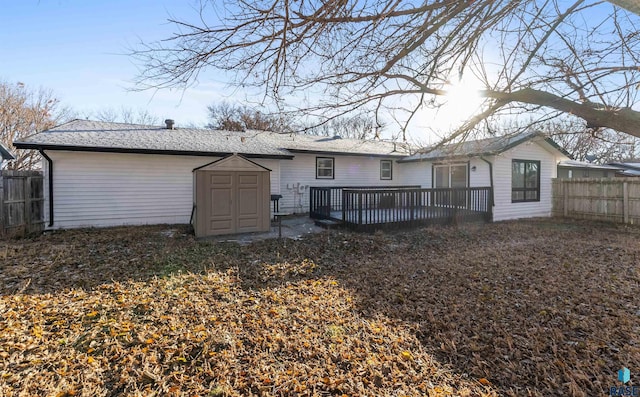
[511,159,540,203]
[380,160,393,180]
[316,156,335,179]
[432,163,469,188]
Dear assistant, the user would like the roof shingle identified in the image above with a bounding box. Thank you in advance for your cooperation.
[14,119,408,158]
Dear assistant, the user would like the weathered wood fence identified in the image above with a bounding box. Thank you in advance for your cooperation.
[0,170,44,235]
[552,178,640,225]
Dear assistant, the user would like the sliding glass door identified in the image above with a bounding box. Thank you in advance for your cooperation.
[434,164,468,206]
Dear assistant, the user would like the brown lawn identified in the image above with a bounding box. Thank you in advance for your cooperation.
[1,218,639,396]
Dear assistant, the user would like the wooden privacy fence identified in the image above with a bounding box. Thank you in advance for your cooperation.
[552,178,640,225]
[0,170,44,235]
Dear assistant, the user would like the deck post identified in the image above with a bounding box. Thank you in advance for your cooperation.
[358,191,363,226]
[342,189,347,224]
[409,190,414,225]
[452,189,458,224]
[309,187,314,216]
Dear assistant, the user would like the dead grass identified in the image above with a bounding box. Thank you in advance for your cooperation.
[1,219,639,396]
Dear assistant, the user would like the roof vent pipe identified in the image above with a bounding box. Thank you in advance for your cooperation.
[165,119,175,130]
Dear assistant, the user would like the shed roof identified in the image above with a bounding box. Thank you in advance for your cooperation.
[557,160,622,170]
[617,169,640,176]
[13,119,408,158]
[193,154,271,172]
[609,161,640,171]
[398,131,571,162]
[0,142,15,160]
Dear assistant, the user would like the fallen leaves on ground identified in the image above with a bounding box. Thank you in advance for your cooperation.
[0,218,639,396]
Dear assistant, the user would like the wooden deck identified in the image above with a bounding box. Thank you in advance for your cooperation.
[310,186,492,231]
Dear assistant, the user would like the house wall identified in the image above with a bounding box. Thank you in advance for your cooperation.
[43,151,281,229]
[395,157,491,188]
[396,161,431,187]
[492,140,567,222]
[278,153,403,213]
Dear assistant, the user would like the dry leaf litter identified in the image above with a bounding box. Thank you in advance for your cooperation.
[1,219,639,396]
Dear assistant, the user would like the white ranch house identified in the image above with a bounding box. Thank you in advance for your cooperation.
[14,119,570,236]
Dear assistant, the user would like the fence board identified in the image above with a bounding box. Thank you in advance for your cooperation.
[552,178,640,225]
[0,170,44,236]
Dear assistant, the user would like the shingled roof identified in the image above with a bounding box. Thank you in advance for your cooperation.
[14,119,408,158]
[398,131,571,162]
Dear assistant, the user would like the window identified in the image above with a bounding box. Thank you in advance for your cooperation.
[380,160,393,180]
[512,160,540,202]
[434,164,468,188]
[434,163,469,207]
[316,157,334,179]
[582,169,590,177]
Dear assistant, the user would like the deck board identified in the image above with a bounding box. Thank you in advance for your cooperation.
[330,206,486,226]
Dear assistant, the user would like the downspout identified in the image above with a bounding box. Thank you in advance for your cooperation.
[480,156,494,221]
[39,150,54,227]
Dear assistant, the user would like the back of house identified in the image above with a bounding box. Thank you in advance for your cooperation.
[14,120,570,235]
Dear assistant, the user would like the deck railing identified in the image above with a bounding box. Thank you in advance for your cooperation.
[309,185,420,219]
[310,186,492,231]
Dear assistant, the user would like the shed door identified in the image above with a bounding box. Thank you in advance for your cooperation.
[202,171,264,235]
[208,173,235,235]
[236,172,263,233]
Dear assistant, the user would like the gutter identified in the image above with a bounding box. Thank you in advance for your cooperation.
[39,150,54,227]
[480,156,494,220]
[284,148,406,158]
[13,143,294,160]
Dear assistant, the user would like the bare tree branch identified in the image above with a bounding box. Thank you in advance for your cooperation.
[131,0,640,140]
[0,81,72,170]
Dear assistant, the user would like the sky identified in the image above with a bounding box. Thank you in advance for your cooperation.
[0,0,485,142]
[1,0,229,127]
[2,1,624,144]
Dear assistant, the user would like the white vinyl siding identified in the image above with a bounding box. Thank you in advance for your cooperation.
[397,161,431,187]
[492,140,565,221]
[468,158,491,187]
[279,153,401,213]
[44,151,280,229]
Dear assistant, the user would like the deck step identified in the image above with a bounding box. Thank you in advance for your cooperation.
[314,219,343,229]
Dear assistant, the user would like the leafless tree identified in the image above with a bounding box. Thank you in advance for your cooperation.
[541,119,639,162]
[303,115,383,140]
[206,102,297,132]
[132,0,640,143]
[0,81,72,170]
[207,101,384,140]
[88,106,161,126]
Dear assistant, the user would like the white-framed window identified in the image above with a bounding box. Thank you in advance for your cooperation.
[316,157,335,179]
[380,160,393,180]
[434,163,468,188]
